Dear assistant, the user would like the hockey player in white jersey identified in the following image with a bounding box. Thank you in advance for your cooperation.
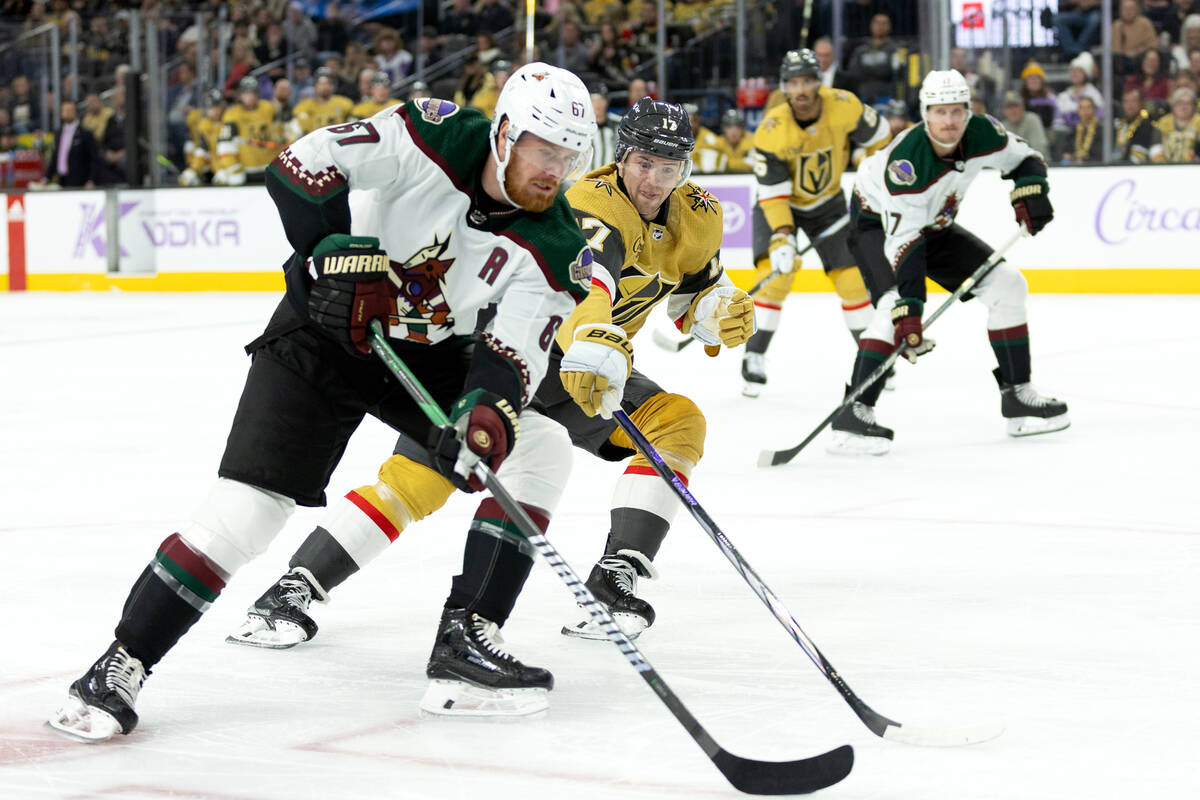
[47,63,597,741]
[829,69,1068,454]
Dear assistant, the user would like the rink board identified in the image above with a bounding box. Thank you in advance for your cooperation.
[3,165,1198,292]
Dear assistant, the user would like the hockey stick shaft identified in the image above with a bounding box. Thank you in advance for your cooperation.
[367,322,853,794]
[653,216,850,353]
[759,228,1026,467]
[613,408,1004,747]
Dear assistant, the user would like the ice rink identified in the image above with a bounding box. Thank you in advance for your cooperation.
[2,289,1197,799]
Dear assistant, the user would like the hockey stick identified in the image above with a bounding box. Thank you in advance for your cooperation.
[613,408,1005,747]
[800,0,814,47]
[652,215,850,353]
[367,321,853,795]
[758,228,1026,467]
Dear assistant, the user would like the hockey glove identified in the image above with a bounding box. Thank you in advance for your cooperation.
[559,323,633,418]
[428,388,519,492]
[307,234,397,356]
[768,231,801,275]
[683,285,756,354]
[891,297,936,364]
[1010,182,1053,236]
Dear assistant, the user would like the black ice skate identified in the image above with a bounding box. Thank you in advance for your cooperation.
[226,568,323,649]
[995,369,1070,437]
[828,388,894,456]
[741,352,767,397]
[421,607,553,716]
[47,641,147,742]
[562,549,658,640]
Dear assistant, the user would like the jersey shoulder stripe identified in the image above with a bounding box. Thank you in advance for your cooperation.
[399,99,492,191]
[506,196,592,301]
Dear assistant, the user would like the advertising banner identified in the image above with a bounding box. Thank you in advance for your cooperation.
[24,190,109,274]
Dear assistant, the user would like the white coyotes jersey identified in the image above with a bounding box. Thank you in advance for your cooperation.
[854,114,1042,270]
[274,100,591,400]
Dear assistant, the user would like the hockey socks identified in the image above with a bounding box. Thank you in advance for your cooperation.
[849,338,892,407]
[989,324,1031,385]
[447,498,548,626]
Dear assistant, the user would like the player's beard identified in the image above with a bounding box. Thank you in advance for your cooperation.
[504,173,558,212]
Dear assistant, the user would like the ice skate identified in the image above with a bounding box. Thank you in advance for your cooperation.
[421,607,552,716]
[562,550,657,640]
[996,371,1070,437]
[226,568,322,649]
[827,395,894,455]
[741,352,767,397]
[47,641,147,743]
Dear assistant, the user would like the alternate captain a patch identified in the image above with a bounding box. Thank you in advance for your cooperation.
[415,98,460,124]
[888,159,917,187]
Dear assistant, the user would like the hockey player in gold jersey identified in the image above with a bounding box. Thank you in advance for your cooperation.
[180,90,227,186]
[289,67,355,139]
[684,102,724,173]
[214,77,281,185]
[350,73,400,120]
[716,108,755,172]
[742,49,890,396]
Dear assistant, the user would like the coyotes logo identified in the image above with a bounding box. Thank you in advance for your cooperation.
[933,192,960,229]
[389,235,456,343]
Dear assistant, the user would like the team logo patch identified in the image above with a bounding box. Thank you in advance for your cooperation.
[797,148,833,196]
[888,159,917,186]
[986,113,1006,137]
[862,105,879,127]
[568,247,593,288]
[686,186,719,214]
[530,71,549,81]
[651,226,665,241]
[588,178,614,196]
[416,98,460,124]
[933,192,960,228]
[389,234,456,343]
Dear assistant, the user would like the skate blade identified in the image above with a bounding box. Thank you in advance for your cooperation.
[46,695,122,743]
[1006,414,1070,437]
[225,616,308,649]
[419,680,548,717]
[560,612,648,641]
[741,381,764,398]
[826,431,892,456]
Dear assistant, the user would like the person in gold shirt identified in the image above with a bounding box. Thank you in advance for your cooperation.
[180,90,227,186]
[741,49,889,397]
[351,73,400,120]
[288,67,355,140]
[469,59,513,119]
[214,77,281,185]
[716,108,754,172]
[684,102,723,173]
[1153,86,1200,162]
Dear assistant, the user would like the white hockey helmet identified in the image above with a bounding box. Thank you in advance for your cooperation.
[489,62,597,206]
[918,69,971,120]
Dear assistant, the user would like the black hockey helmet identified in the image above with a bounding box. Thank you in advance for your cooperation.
[204,88,226,108]
[721,108,746,129]
[237,76,259,95]
[616,97,694,164]
[886,98,908,118]
[780,49,820,83]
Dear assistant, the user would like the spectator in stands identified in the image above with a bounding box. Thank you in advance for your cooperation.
[101,85,127,183]
[374,29,412,83]
[1113,0,1159,72]
[454,55,487,107]
[626,2,664,67]
[1143,0,1174,30]
[589,21,634,86]
[292,58,315,100]
[344,42,371,84]
[1125,48,1172,102]
[273,78,295,135]
[45,99,100,188]
[1171,14,1200,70]
[1002,89,1050,158]
[1063,96,1102,163]
[1054,52,1105,137]
[354,67,376,104]
[814,37,856,92]
[416,26,443,68]
[950,46,995,111]
[284,1,318,62]
[1116,85,1162,162]
[1154,85,1200,159]
[478,0,515,34]
[587,82,620,171]
[718,108,755,173]
[322,54,358,99]
[1020,61,1057,131]
[556,20,590,74]
[167,62,201,166]
[6,75,40,134]
[845,12,902,104]
[224,39,260,95]
[255,23,291,76]
[1186,47,1200,83]
[81,93,111,149]
[441,0,481,39]
[351,73,399,120]
[685,102,723,173]
[316,2,350,55]
[622,77,650,112]
[475,33,501,66]
[80,14,124,94]
[469,58,511,119]
[1054,0,1102,59]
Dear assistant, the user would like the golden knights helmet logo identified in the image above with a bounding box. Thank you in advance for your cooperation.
[795,147,834,196]
[390,234,455,343]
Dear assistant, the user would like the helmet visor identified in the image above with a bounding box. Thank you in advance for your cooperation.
[510,132,593,183]
[619,149,692,190]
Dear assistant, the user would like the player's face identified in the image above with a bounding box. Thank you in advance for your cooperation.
[371,83,389,102]
[924,102,969,148]
[505,132,584,212]
[618,150,688,218]
[783,76,821,118]
[1122,91,1141,118]
[316,77,333,99]
[239,90,257,109]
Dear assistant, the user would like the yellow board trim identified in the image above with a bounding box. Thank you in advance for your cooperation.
[6,269,1200,293]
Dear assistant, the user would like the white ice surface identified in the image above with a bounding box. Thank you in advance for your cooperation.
[1,291,1197,800]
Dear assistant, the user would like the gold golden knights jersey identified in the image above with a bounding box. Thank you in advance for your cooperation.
[351,98,400,120]
[558,163,725,345]
[292,94,355,136]
[186,115,224,173]
[1153,113,1200,163]
[690,125,723,173]
[752,85,889,229]
[219,100,281,173]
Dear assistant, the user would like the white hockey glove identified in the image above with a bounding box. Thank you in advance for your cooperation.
[768,231,799,275]
[559,323,633,418]
[682,285,756,352]
[178,168,201,187]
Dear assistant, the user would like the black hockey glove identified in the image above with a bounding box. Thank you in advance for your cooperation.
[307,234,397,355]
[891,297,936,364]
[428,389,520,493]
[1010,182,1053,236]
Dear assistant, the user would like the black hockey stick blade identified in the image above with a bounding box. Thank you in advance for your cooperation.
[712,744,854,795]
[651,326,695,352]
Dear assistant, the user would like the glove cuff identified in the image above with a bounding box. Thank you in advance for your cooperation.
[450,388,519,451]
[1009,183,1045,202]
[891,297,923,321]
